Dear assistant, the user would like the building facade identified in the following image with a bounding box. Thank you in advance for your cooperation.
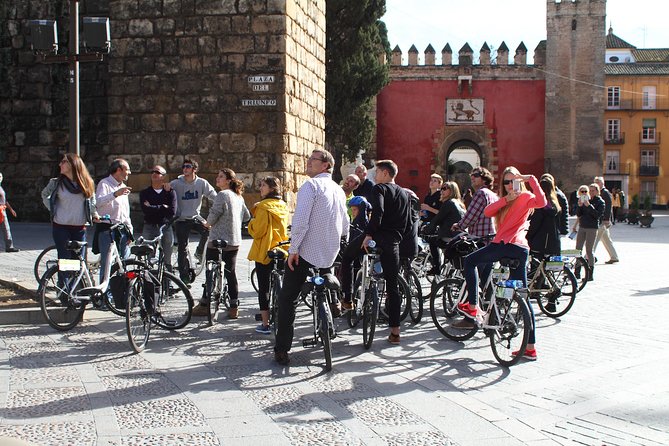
[604,29,669,207]
[374,0,606,198]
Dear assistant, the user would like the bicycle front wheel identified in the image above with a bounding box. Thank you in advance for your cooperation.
[362,285,378,350]
[318,301,333,372]
[155,271,193,330]
[39,266,86,331]
[572,257,589,293]
[250,267,259,292]
[126,277,151,353]
[379,274,410,322]
[430,278,478,341]
[489,293,531,367]
[536,266,577,318]
[269,275,281,336]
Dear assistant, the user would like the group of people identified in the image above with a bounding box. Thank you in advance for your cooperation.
[6,149,621,367]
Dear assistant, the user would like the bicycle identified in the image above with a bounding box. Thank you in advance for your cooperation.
[527,253,578,318]
[125,220,194,352]
[38,220,131,331]
[401,257,423,323]
[301,269,340,371]
[175,215,208,285]
[254,240,290,335]
[347,240,410,349]
[561,249,590,292]
[34,244,100,284]
[430,257,532,367]
[199,238,230,326]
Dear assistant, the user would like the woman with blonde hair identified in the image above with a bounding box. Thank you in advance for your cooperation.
[423,181,465,273]
[574,183,604,280]
[41,153,98,262]
[457,166,547,361]
[247,176,289,334]
[193,168,250,319]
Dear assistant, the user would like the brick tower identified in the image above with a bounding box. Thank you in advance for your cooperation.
[545,0,606,190]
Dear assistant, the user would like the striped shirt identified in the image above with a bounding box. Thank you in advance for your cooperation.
[95,175,133,233]
[457,186,498,237]
[289,173,349,268]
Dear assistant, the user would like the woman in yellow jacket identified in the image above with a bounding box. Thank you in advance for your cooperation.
[247,176,290,334]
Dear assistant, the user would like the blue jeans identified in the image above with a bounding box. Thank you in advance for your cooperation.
[52,224,86,286]
[142,223,174,270]
[1,209,14,250]
[98,228,130,282]
[463,241,535,344]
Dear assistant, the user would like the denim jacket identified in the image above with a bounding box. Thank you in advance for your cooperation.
[41,177,97,226]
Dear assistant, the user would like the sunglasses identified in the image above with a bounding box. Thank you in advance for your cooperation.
[152,170,165,175]
[470,172,482,178]
[182,164,193,169]
[440,187,449,191]
[503,180,514,185]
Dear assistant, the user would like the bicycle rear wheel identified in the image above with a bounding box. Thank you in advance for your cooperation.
[269,276,281,336]
[39,266,86,331]
[104,259,145,317]
[318,301,333,371]
[536,266,577,318]
[489,293,530,367]
[251,267,259,292]
[362,285,378,350]
[126,277,151,353]
[429,278,478,341]
[379,275,410,322]
[155,271,193,330]
[405,270,423,323]
[34,245,57,283]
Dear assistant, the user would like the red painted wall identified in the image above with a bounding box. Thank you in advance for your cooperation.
[376,79,546,197]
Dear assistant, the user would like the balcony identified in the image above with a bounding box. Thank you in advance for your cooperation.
[604,132,625,144]
[639,132,661,144]
[639,165,660,176]
[605,162,630,175]
[607,98,669,110]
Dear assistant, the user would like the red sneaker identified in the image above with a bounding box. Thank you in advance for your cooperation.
[457,302,478,319]
[512,348,537,361]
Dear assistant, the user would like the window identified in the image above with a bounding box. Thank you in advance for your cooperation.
[642,118,656,142]
[607,119,621,141]
[605,151,620,173]
[607,86,620,108]
[640,181,656,203]
[642,86,656,109]
[641,149,657,167]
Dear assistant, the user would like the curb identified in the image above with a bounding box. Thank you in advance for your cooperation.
[0,278,44,325]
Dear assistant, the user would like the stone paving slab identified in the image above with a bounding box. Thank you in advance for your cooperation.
[1,218,669,445]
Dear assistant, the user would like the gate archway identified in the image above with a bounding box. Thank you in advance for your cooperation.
[447,140,482,193]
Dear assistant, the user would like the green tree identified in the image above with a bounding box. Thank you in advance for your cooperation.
[325,0,390,180]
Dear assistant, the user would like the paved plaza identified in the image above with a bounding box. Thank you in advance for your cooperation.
[0,218,668,446]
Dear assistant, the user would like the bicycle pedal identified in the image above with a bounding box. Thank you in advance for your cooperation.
[302,339,318,348]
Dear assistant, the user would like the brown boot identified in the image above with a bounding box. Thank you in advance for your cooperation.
[227,307,239,319]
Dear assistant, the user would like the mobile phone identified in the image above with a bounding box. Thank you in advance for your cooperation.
[512,179,522,193]
[579,194,588,204]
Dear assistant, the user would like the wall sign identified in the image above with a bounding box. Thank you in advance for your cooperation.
[446,98,484,125]
[241,99,277,106]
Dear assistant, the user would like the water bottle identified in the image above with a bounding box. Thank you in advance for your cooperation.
[502,279,522,289]
[367,240,377,249]
[373,261,383,274]
[549,255,565,262]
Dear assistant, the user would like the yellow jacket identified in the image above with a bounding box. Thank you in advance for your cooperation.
[247,197,290,264]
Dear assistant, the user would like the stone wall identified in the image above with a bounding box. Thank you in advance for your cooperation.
[0,0,326,222]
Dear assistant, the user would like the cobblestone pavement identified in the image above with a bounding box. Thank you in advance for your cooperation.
[1,219,668,445]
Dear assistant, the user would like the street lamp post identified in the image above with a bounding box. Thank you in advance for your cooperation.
[30,0,110,157]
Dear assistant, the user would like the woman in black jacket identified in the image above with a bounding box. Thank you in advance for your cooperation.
[423,181,465,273]
[527,178,561,257]
[575,183,605,280]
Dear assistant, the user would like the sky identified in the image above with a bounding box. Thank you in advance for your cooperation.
[383,0,669,64]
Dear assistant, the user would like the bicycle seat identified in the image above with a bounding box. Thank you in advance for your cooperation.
[268,248,286,260]
[66,240,87,251]
[131,244,155,257]
[212,239,228,249]
[499,257,521,269]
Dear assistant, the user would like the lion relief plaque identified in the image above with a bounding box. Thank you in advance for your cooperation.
[446,98,484,125]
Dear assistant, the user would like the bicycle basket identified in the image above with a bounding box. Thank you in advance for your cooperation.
[109,274,128,309]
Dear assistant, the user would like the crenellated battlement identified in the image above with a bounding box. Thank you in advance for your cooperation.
[390,41,545,67]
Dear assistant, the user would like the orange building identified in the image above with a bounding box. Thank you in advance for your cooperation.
[604,28,669,208]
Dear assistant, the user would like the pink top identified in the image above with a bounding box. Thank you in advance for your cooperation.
[484,176,547,248]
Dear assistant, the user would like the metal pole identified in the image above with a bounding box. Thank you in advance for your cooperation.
[69,0,80,156]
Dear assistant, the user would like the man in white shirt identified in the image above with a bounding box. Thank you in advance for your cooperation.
[95,158,133,281]
[274,149,349,366]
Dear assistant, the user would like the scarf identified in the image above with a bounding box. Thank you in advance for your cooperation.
[60,175,83,195]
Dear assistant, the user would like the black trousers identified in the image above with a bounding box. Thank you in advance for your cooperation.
[175,219,209,281]
[255,261,273,311]
[274,257,331,353]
